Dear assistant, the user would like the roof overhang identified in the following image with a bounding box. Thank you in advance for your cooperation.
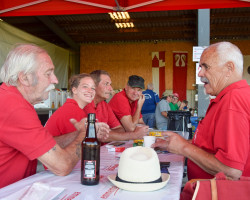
[1,0,250,17]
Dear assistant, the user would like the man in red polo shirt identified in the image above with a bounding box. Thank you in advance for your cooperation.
[109,75,146,132]
[84,70,148,141]
[153,41,250,180]
[0,44,108,188]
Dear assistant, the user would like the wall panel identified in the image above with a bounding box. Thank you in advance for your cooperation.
[80,41,196,92]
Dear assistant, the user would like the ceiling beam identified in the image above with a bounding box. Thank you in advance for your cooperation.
[74,31,196,42]
[211,22,250,29]
[36,16,79,51]
[211,11,250,19]
[212,29,250,36]
[54,14,196,27]
[66,25,196,35]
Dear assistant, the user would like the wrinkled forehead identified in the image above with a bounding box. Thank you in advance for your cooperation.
[200,46,218,63]
[37,53,54,69]
[100,74,111,82]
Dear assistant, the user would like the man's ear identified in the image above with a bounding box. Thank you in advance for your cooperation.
[225,61,234,77]
[18,72,32,86]
[125,84,129,91]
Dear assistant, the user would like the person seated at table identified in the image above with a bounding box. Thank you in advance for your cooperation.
[0,44,109,188]
[141,83,160,128]
[179,100,189,111]
[155,94,172,130]
[109,75,147,132]
[153,41,250,180]
[45,73,108,148]
[84,70,148,141]
[169,93,179,111]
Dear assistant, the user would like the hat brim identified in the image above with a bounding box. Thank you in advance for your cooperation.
[108,173,170,192]
[129,84,144,89]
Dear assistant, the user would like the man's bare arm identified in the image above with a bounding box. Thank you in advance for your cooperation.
[101,125,148,142]
[161,111,168,118]
[152,132,242,180]
[120,94,145,132]
[54,131,79,148]
[38,119,109,176]
[120,115,137,132]
[38,127,84,176]
[53,119,109,148]
[182,142,242,180]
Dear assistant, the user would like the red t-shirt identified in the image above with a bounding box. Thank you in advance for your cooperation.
[83,100,120,129]
[188,80,250,180]
[0,83,56,188]
[108,89,142,121]
[45,98,87,136]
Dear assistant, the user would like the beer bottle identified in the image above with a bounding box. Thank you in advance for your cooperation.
[81,113,100,185]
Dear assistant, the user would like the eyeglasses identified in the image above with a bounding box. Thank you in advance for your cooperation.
[198,63,212,72]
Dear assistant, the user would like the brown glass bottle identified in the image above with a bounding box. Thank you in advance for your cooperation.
[81,113,100,185]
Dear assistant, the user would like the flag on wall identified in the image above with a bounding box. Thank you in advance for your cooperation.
[173,52,188,101]
[152,51,165,97]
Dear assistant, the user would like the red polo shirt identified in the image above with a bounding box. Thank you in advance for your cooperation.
[108,89,142,121]
[188,80,250,179]
[0,83,56,188]
[83,100,120,129]
[45,98,87,136]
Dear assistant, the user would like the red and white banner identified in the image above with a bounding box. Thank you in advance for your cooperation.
[173,52,188,101]
[152,51,165,98]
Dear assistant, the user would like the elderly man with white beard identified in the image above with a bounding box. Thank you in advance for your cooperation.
[152,41,250,181]
[0,44,109,188]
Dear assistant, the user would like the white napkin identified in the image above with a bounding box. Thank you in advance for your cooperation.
[2,182,65,200]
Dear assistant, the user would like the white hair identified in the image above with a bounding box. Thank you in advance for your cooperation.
[210,42,243,75]
[0,44,48,86]
[147,83,154,90]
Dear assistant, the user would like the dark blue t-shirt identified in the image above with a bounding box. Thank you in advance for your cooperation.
[141,89,160,114]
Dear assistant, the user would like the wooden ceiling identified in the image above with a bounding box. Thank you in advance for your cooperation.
[1,7,250,51]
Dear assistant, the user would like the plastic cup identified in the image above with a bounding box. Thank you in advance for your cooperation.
[143,136,156,148]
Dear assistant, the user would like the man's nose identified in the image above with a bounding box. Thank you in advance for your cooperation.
[51,73,58,84]
[109,85,113,91]
[134,90,140,95]
[198,67,204,77]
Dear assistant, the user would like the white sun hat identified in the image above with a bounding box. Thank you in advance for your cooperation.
[108,146,170,192]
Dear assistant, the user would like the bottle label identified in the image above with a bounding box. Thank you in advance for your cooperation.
[83,160,96,179]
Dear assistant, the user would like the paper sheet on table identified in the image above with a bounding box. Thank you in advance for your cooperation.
[2,182,65,200]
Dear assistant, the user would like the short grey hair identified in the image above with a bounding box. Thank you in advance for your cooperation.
[209,42,243,75]
[0,44,48,86]
[90,70,110,87]
[147,83,154,90]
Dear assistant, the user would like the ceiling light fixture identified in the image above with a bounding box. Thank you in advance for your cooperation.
[109,12,134,28]
[115,22,134,29]
[109,12,130,20]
